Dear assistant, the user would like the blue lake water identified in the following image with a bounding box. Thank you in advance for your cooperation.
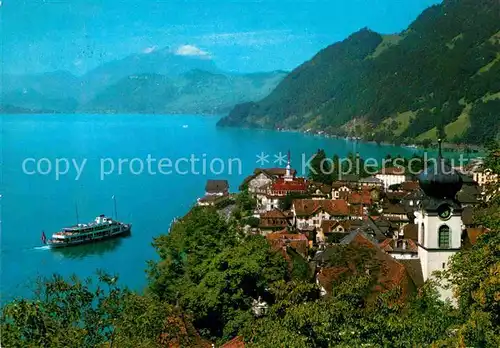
[0,114,421,302]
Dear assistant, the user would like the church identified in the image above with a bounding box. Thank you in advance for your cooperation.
[414,140,465,302]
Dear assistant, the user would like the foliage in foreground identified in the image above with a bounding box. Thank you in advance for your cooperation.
[3,153,500,346]
[0,273,207,347]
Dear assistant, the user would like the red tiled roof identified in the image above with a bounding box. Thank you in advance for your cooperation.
[266,231,308,241]
[351,234,410,294]
[349,204,364,217]
[308,181,332,194]
[378,167,406,175]
[379,238,418,253]
[379,238,393,250]
[293,199,350,217]
[401,181,420,191]
[159,315,212,347]
[221,336,245,348]
[317,267,350,293]
[271,178,307,192]
[317,233,411,300]
[348,191,372,205]
[321,220,353,233]
[465,227,488,245]
[266,231,309,257]
[260,209,287,219]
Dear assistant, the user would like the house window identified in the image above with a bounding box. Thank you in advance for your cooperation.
[438,225,450,248]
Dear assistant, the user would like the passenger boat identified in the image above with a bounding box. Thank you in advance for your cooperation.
[44,215,131,248]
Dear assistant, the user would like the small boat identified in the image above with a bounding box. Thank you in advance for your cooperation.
[44,214,131,248]
[182,124,189,128]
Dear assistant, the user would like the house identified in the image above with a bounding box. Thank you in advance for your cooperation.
[380,203,410,224]
[367,216,397,239]
[379,238,419,260]
[256,177,308,212]
[400,181,420,192]
[331,182,352,199]
[242,171,273,194]
[266,230,309,258]
[471,168,498,187]
[197,195,223,207]
[319,220,363,244]
[402,190,424,211]
[314,232,415,301]
[461,206,474,228]
[340,189,372,207]
[205,179,229,196]
[307,181,332,199]
[197,179,230,206]
[402,223,418,241]
[258,209,291,234]
[292,199,350,230]
[338,174,360,187]
[340,219,389,243]
[241,167,299,194]
[384,191,407,203]
[270,177,308,196]
[462,226,489,248]
[359,176,384,188]
[456,184,482,207]
[375,167,408,189]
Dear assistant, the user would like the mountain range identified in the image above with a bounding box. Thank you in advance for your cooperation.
[0,47,286,114]
[218,0,500,146]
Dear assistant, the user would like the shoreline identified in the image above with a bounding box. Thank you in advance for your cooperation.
[219,123,484,155]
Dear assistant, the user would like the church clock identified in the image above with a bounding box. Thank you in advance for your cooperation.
[438,204,452,220]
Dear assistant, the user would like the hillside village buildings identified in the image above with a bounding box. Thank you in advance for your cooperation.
[197,148,489,304]
[375,166,409,189]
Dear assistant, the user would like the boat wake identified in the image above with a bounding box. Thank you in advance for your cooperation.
[33,246,50,251]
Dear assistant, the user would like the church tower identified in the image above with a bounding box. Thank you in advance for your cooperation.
[415,140,463,301]
[284,150,293,182]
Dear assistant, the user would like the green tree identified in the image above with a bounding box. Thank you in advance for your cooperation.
[308,149,332,184]
[176,235,288,342]
[1,273,204,348]
[441,232,500,347]
[236,189,257,214]
[147,207,238,301]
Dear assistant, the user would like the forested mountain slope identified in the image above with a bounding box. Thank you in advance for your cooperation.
[219,0,500,145]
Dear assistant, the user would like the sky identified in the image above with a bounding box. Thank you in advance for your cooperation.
[0,0,442,75]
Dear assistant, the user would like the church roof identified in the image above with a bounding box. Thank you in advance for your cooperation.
[418,140,463,200]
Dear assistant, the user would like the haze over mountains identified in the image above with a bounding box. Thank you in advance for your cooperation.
[219,0,500,146]
[3,0,499,146]
[0,47,286,114]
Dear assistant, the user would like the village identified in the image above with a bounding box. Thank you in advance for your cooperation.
[195,148,498,305]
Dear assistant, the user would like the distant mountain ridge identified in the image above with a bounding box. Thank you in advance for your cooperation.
[218,0,500,145]
[81,70,286,114]
[0,48,286,115]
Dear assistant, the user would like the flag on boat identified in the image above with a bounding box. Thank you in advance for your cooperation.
[41,231,47,244]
